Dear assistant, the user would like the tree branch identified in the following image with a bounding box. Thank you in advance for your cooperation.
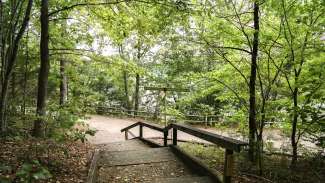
[213,78,248,111]
[48,0,127,17]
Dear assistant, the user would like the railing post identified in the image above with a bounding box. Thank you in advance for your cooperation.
[163,130,168,146]
[125,130,129,140]
[224,149,234,183]
[172,128,177,145]
[139,124,143,138]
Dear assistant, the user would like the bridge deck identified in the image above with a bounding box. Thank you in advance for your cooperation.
[91,139,214,183]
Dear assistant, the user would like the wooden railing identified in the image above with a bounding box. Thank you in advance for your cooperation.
[120,121,169,146]
[97,106,219,125]
[121,121,248,183]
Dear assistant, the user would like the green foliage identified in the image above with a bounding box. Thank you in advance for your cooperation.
[0,164,12,183]
[1,0,324,180]
[16,160,52,182]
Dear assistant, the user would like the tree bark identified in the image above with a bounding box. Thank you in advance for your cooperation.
[0,79,9,133]
[134,74,140,116]
[22,30,29,115]
[248,1,259,162]
[33,0,49,137]
[59,60,68,105]
[123,71,131,112]
[0,0,33,135]
[291,87,298,168]
[11,72,15,98]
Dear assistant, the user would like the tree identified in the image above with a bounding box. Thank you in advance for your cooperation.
[275,0,324,167]
[248,0,259,162]
[33,0,49,137]
[0,0,33,135]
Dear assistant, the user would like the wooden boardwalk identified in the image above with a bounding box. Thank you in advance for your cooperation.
[94,139,213,183]
[87,122,247,183]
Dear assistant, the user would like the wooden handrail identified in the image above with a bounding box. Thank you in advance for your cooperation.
[120,121,165,133]
[120,121,168,146]
[167,123,247,152]
[140,122,165,132]
[166,123,247,183]
[120,122,141,132]
[121,121,248,183]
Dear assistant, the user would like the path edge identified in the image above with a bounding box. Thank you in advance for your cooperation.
[86,148,100,183]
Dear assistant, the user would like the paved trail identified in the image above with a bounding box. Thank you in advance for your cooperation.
[85,115,320,153]
[85,115,224,145]
[85,115,137,144]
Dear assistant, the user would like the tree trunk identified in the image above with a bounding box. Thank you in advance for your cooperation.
[11,72,15,98]
[0,0,33,135]
[257,96,267,174]
[248,1,259,162]
[0,78,9,134]
[123,71,131,113]
[33,0,49,137]
[22,33,29,115]
[59,60,67,105]
[134,74,140,116]
[291,87,298,168]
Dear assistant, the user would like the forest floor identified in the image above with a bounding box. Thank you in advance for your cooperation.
[1,115,322,182]
[0,138,93,183]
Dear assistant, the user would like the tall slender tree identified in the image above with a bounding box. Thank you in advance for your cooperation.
[33,0,49,137]
[248,0,260,162]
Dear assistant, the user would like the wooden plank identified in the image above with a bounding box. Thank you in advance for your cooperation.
[173,128,177,146]
[139,137,163,148]
[170,145,222,183]
[98,160,194,183]
[224,149,234,183]
[86,149,100,183]
[151,176,214,183]
[99,139,151,152]
[141,122,165,132]
[121,122,140,132]
[171,124,247,152]
[121,122,165,133]
[99,148,177,167]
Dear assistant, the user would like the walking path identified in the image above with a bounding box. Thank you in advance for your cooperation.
[85,115,218,183]
[86,115,237,145]
[94,139,214,183]
[85,115,320,153]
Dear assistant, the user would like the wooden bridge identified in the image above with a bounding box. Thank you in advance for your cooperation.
[87,122,247,183]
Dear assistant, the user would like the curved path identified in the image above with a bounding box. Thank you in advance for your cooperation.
[85,115,320,153]
[85,115,242,145]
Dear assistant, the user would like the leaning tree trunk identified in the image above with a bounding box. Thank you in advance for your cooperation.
[33,0,49,137]
[59,60,68,105]
[134,74,140,116]
[248,1,259,162]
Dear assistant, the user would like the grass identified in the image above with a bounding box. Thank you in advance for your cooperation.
[179,142,324,183]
